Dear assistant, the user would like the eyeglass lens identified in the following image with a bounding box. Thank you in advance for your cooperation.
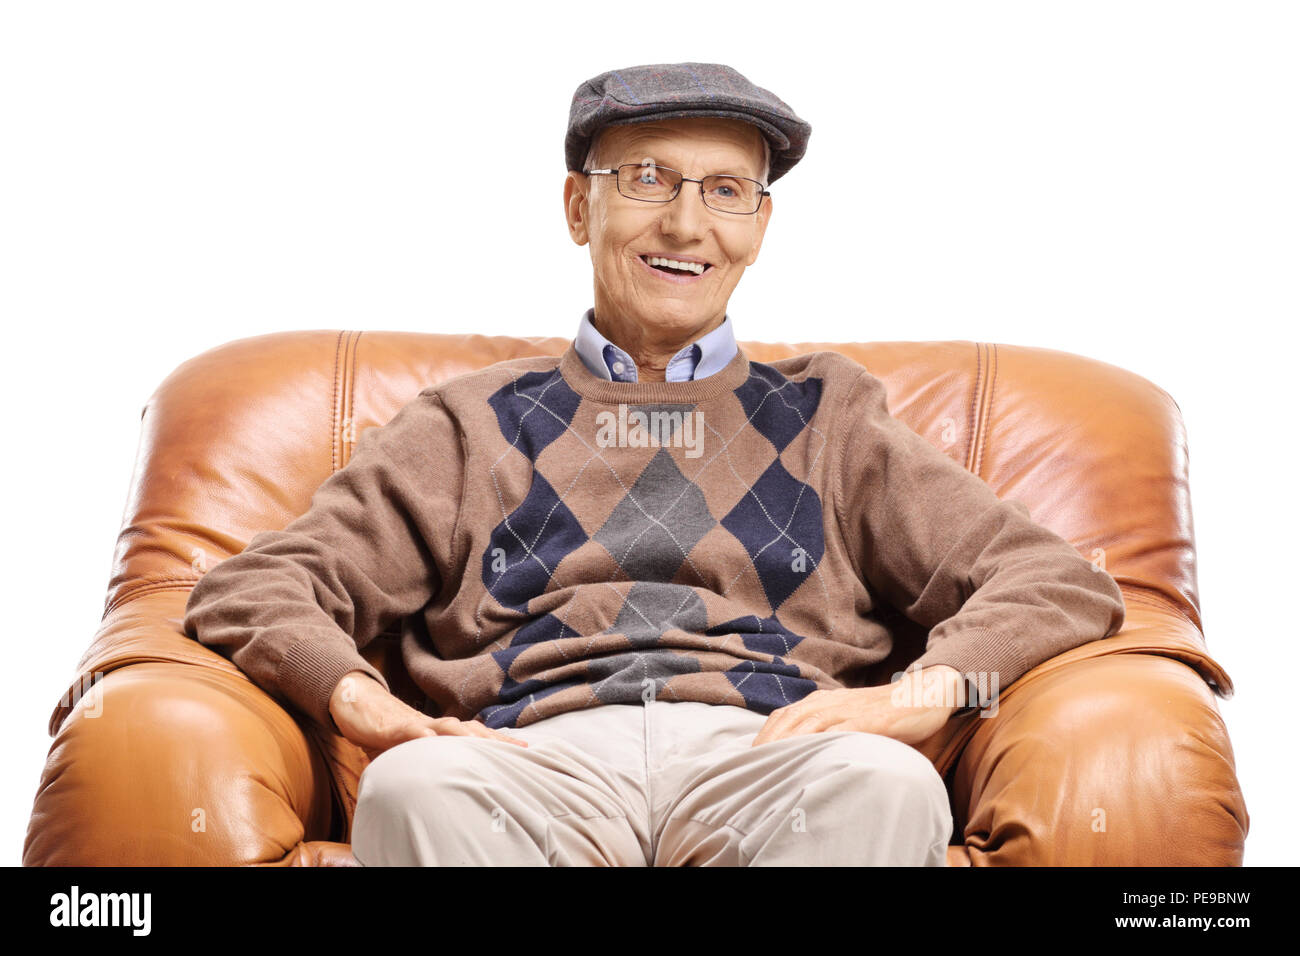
[615,164,762,214]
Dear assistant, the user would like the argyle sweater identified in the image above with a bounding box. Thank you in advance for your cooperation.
[182,341,1126,734]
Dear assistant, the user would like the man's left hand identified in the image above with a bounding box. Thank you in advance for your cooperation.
[751,665,964,748]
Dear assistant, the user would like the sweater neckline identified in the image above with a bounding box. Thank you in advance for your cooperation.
[558,340,750,404]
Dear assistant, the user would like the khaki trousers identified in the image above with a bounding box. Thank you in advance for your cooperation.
[351,700,953,866]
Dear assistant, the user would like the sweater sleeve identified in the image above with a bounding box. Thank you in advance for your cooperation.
[182,389,463,734]
[833,369,1126,706]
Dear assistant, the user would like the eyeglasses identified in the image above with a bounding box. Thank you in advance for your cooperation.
[582,163,769,215]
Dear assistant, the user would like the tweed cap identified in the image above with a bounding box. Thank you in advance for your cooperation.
[566,62,811,185]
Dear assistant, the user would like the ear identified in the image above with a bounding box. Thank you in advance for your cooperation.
[564,171,592,246]
[744,192,773,266]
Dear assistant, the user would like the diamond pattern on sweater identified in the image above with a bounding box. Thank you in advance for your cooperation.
[482,471,589,611]
[589,650,703,704]
[500,611,581,649]
[594,448,716,582]
[485,613,582,725]
[478,679,573,729]
[611,581,708,648]
[721,457,825,612]
[733,363,824,453]
[472,358,836,725]
[487,369,582,461]
[706,612,809,657]
[724,657,818,713]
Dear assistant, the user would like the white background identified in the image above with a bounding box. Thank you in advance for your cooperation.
[2,0,1294,867]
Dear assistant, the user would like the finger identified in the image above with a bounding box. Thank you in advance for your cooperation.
[763,715,825,745]
[752,704,806,746]
[424,717,475,738]
[750,707,788,746]
[458,719,505,739]
[468,721,530,747]
[789,713,827,736]
[753,700,816,745]
[430,716,529,748]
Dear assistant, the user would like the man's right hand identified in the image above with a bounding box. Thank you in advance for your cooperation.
[328,670,529,760]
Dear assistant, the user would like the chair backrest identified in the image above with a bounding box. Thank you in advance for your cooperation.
[109,330,1200,693]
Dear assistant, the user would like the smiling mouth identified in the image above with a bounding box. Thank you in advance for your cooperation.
[639,254,712,277]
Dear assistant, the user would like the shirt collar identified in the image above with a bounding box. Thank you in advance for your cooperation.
[573,307,738,383]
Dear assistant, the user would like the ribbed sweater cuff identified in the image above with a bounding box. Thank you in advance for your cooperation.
[909,626,1031,709]
[276,636,392,735]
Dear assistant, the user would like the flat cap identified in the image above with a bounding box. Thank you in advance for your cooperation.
[566,62,811,184]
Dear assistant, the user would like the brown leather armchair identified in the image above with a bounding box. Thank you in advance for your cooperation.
[23,330,1248,866]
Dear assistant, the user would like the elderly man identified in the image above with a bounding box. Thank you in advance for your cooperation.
[183,62,1126,866]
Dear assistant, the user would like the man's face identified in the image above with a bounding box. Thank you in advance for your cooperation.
[564,116,773,344]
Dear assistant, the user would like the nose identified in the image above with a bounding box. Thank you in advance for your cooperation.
[657,179,711,241]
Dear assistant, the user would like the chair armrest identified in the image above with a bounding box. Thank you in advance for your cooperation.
[950,651,1249,865]
[24,658,337,865]
[914,587,1236,779]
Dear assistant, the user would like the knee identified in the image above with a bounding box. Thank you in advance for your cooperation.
[353,736,525,866]
[357,735,496,815]
[812,733,951,820]
[754,734,952,866]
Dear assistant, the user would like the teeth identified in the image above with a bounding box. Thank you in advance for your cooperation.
[646,256,706,275]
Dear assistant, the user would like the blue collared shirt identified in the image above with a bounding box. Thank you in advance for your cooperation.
[573,307,737,382]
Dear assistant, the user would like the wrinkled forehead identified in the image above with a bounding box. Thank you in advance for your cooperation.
[597,118,766,178]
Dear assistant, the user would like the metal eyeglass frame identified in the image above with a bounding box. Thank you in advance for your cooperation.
[582,163,770,215]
